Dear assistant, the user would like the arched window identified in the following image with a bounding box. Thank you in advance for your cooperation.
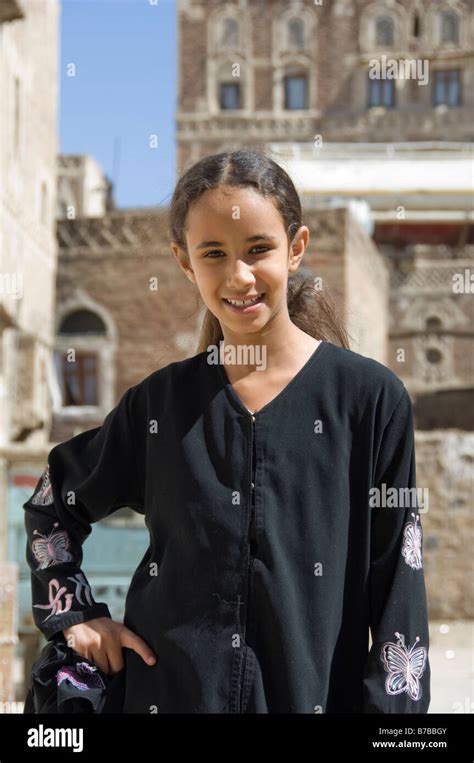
[440,11,459,44]
[58,310,106,406]
[220,17,239,49]
[59,310,106,335]
[375,15,394,46]
[287,17,305,50]
[425,316,442,331]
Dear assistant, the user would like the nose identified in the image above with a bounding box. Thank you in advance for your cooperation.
[225,258,256,291]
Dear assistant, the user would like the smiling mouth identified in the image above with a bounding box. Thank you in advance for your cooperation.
[223,293,265,307]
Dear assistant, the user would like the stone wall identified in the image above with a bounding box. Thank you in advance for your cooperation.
[416,430,474,619]
[0,0,59,448]
[177,0,474,173]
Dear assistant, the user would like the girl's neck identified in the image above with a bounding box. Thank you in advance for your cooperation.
[219,325,319,376]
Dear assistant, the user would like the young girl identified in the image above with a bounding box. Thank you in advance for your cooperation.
[23,149,430,714]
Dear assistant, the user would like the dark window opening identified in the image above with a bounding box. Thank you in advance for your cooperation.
[426,348,442,364]
[440,11,460,44]
[219,82,241,110]
[62,352,98,406]
[413,12,421,38]
[220,18,239,48]
[59,310,107,335]
[284,75,308,109]
[425,316,442,331]
[368,76,395,108]
[375,15,394,46]
[288,17,305,50]
[433,70,461,107]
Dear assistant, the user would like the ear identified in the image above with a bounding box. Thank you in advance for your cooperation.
[170,242,197,285]
[288,226,309,274]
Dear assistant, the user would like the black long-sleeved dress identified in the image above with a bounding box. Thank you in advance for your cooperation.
[23,340,431,713]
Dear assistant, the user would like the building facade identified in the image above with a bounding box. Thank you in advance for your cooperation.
[177,0,474,172]
[0,0,60,703]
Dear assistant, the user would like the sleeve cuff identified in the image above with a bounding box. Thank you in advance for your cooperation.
[40,603,112,642]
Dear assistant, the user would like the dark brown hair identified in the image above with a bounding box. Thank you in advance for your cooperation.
[168,148,350,352]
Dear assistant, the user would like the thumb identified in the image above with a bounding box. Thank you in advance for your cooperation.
[120,626,157,666]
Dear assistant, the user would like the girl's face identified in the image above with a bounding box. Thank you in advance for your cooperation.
[171,185,309,340]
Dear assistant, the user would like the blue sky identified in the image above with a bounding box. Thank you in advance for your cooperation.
[60,0,176,208]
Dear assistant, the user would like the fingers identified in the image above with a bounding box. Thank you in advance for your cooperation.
[120,626,157,666]
[106,648,125,676]
[89,648,110,676]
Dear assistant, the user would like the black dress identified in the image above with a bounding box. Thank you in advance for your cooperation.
[23,340,431,713]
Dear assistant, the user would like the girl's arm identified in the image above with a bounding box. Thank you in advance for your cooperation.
[362,387,431,713]
[23,384,145,643]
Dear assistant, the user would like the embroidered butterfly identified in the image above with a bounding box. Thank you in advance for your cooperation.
[380,632,428,701]
[31,465,54,506]
[401,513,423,570]
[31,522,74,569]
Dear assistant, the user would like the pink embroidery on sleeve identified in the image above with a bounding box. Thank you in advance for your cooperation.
[31,522,74,569]
[401,513,423,570]
[380,632,427,701]
[31,465,54,506]
[33,579,74,622]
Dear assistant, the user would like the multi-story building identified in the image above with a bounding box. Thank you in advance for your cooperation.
[177,0,473,169]
[0,0,59,704]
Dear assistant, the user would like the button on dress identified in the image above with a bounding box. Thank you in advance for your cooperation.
[23,340,431,713]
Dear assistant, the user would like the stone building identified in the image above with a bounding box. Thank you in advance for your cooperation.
[57,154,114,220]
[177,0,474,170]
[0,0,59,704]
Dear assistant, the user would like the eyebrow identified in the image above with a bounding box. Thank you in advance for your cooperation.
[196,234,276,250]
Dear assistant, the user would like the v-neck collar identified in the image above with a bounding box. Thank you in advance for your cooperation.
[215,340,329,417]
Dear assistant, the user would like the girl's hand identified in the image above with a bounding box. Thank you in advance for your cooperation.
[62,617,157,675]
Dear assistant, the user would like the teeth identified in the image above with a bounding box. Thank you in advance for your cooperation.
[226,293,263,306]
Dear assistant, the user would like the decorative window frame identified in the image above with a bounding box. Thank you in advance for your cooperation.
[208,7,250,115]
[285,15,307,52]
[414,334,454,387]
[432,67,462,108]
[375,14,396,46]
[217,16,240,51]
[217,76,244,112]
[399,297,468,332]
[54,292,118,421]
[211,10,242,52]
[359,1,410,53]
[425,1,467,49]
[273,5,317,112]
[283,70,311,111]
